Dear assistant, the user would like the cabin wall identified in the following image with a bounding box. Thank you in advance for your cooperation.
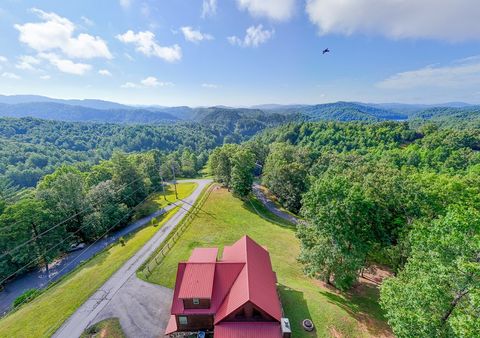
[183,298,211,309]
[176,315,214,331]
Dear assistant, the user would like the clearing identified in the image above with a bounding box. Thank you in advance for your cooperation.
[145,187,392,338]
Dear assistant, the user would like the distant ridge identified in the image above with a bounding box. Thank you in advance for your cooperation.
[0,102,179,124]
[0,94,478,125]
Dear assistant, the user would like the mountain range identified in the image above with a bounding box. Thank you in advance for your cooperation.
[0,94,477,125]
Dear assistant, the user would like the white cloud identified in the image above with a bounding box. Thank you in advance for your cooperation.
[237,0,295,21]
[306,0,480,41]
[39,52,91,75]
[14,8,112,59]
[202,0,217,18]
[116,30,182,62]
[2,72,21,80]
[141,76,174,87]
[202,83,219,88]
[120,0,133,9]
[121,82,139,88]
[122,77,174,88]
[141,76,160,87]
[0,56,7,63]
[81,16,94,26]
[378,56,480,89]
[98,69,112,76]
[15,55,41,70]
[180,26,213,43]
[40,74,51,80]
[228,25,274,47]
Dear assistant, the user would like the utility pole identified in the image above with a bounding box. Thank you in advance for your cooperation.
[31,222,49,280]
[159,167,167,201]
[172,163,178,199]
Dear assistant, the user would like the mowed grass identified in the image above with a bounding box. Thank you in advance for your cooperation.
[0,207,179,338]
[133,182,198,219]
[81,318,125,338]
[145,187,392,338]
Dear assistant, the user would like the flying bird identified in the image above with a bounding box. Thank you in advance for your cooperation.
[323,48,330,55]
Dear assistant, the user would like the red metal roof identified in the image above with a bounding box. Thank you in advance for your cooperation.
[171,262,244,315]
[214,322,282,338]
[178,263,216,299]
[215,236,282,323]
[168,236,283,335]
[189,248,218,263]
[165,315,177,335]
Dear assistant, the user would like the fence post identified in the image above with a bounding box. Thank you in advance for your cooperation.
[141,184,215,275]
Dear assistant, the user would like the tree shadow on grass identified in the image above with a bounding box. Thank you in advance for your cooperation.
[319,282,393,338]
[278,284,316,337]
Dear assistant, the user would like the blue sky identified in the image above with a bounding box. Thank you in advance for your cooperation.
[0,0,479,106]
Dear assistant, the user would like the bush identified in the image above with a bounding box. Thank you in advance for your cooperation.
[13,288,41,308]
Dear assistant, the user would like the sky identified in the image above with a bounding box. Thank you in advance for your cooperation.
[0,0,480,106]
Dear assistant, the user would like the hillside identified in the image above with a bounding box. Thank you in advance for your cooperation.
[409,106,480,128]
[0,102,179,124]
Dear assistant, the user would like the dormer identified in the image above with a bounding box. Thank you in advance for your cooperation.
[178,248,218,310]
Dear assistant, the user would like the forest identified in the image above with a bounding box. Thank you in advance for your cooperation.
[0,112,287,188]
[0,107,479,337]
[209,121,480,338]
[0,147,209,285]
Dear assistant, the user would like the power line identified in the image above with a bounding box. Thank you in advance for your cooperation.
[0,176,145,259]
[4,186,165,316]
[0,182,150,287]
[0,175,143,233]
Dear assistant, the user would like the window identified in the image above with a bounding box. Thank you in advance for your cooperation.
[193,298,200,305]
[178,316,188,325]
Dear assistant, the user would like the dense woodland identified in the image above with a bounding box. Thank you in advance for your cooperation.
[0,150,196,284]
[209,121,480,338]
[0,103,479,337]
[0,112,288,188]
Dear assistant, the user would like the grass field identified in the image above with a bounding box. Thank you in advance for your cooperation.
[133,182,197,220]
[81,318,125,338]
[0,207,179,338]
[145,187,392,338]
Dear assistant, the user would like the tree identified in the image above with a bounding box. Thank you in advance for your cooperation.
[36,166,87,238]
[262,143,310,213]
[230,148,255,198]
[0,198,67,280]
[380,207,480,338]
[209,145,238,187]
[299,163,424,289]
[110,152,147,208]
[298,176,375,289]
[180,149,197,178]
[83,180,129,240]
[160,153,181,181]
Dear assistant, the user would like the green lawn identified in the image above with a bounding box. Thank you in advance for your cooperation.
[0,207,179,338]
[133,182,198,220]
[145,187,392,338]
[81,318,125,338]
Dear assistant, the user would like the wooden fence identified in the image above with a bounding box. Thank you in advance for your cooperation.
[141,183,216,278]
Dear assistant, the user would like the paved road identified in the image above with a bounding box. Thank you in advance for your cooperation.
[0,203,176,316]
[252,184,298,225]
[52,179,211,338]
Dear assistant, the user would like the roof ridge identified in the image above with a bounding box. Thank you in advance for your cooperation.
[244,236,251,300]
